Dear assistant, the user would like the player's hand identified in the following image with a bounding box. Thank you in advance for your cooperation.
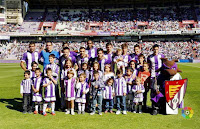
[123,93,126,96]
[49,81,52,84]
[83,91,86,94]
[21,93,23,96]
[95,85,98,89]
[112,93,115,97]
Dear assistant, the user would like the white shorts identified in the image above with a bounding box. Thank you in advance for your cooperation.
[75,98,86,103]
[133,97,143,103]
[65,97,75,101]
[32,95,42,102]
[44,97,56,102]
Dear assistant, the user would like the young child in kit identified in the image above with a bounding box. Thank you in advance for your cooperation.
[64,70,76,115]
[138,62,151,110]
[115,70,127,115]
[90,71,105,115]
[32,68,43,114]
[103,78,115,113]
[44,54,59,78]
[137,54,145,72]
[114,49,125,73]
[30,61,38,79]
[132,77,145,113]
[20,70,33,114]
[124,67,134,112]
[75,73,89,114]
[42,68,58,116]
[78,63,90,83]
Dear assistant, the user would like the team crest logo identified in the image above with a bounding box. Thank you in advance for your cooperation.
[165,79,187,110]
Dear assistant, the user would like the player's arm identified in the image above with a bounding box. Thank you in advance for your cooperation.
[20,61,27,71]
[50,76,57,85]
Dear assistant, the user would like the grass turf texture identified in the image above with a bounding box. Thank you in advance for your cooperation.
[0,63,199,129]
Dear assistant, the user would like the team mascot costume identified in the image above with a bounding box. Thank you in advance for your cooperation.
[152,58,187,115]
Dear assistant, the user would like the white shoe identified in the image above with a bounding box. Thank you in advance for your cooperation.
[65,110,70,114]
[116,110,121,115]
[139,112,142,114]
[71,111,75,115]
[133,111,136,113]
[90,112,95,115]
[99,112,102,115]
[122,111,127,115]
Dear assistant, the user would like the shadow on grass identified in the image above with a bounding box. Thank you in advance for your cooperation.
[0,98,23,112]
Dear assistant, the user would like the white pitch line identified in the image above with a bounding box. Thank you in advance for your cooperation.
[178,63,200,68]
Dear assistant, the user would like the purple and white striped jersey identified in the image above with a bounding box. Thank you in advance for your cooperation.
[103,85,115,100]
[125,76,134,94]
[114,77,127,96]
[65,78,76,98]
[104,53,113,64]
[76,82,89,99]
[123,54,132,67]
[43,77,57,98]
[147,53,165,77]
[76,55,89,69]
[21,51,40,70]
[32,77,42,96]
[86,47,97,58]
[131,53,141,63]
[132,84,145,98]
[61,68,77,80]
[114,55,125,67]
[30,70,36,79]
[44,63,59,77]
[20,78,33,94]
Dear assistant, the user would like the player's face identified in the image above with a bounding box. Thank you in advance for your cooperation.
[98,51,104,58]
[106,45,113,52]
[93,64,99,70]
[139,57,144,64]
[107,80,113,86]
[49,57,54,64]
[35,70,41,77]
[105,66,110,72]
[82,64,87,70]
[63,49,70,57]
[32,64,38,71]
[67,73,73,79]
[93,73,99,80]
[87,41,93,48]
[80,48,85,56]
[47,71,52,77]
[79,75,85,82]
[122,47,128,54]
[130,62,135,69]
[24,74,30,79]
[46,42,53,51]
[143,64,149,71]
[134,47,141,55]
[153,47,159,55]
[29,44,35,52]
[126,69,132,76]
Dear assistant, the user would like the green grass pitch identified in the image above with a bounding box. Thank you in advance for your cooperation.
[0,63,199,129]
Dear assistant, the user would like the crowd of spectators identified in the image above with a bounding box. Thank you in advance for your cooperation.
[1,41,199,60]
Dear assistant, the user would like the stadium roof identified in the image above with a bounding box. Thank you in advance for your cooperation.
[25,0,200,8]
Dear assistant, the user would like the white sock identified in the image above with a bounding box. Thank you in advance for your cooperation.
[35,104,39,111]
[51,102,55,112]
[82,104,85,112]
[71,108,74,112]
[43,103,48,113]
[78,103,81,111]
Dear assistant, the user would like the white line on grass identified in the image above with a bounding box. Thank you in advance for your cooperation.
[179,63,200,68]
